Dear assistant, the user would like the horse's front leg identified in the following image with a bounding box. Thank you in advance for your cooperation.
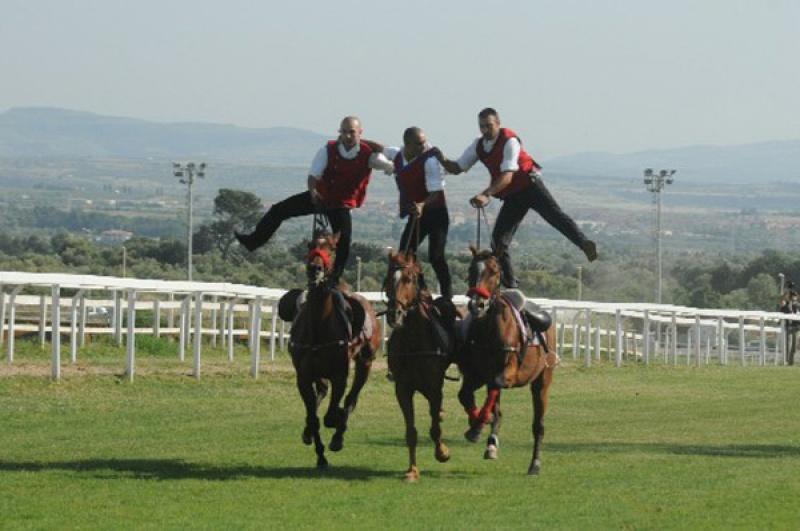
[528,369,553,475]
[458,372,483,443]
[484,392,503,460]
[395,380,419,482]
[424,379,450,464]
[465,386,499,443]
[325,372,348,452]
[296,376,327,469]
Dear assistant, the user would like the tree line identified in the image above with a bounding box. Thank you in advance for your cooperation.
[0,188,789,311]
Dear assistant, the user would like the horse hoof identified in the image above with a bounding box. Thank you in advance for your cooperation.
[435,445,451,463]
[527,460,541,475]
[324,408,343,429]
[403,467,419,482]
[464,426,482,443]
[329,434,344,452]
[317,457,328,470]
[484,444,498,460]
[302,429,312,446]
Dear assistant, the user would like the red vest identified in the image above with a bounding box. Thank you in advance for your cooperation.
[316,141,374,208]
[476,128,541,200]
[393,149,445,217]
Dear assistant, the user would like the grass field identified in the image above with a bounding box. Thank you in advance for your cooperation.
[1,338,799,530]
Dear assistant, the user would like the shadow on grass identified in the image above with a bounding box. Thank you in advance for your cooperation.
[547,442,800,458]
[0,458,477,481]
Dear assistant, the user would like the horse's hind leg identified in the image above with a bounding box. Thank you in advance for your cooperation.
[330,358,372,452]
[528,368,553,475]
[484,393,503,460]
[344,356,372,414]
[395,381,419,482]
[297,377,327,469]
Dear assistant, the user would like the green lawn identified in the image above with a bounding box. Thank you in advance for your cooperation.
[1,339,798,530]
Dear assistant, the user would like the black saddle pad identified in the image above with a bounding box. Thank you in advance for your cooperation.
[278,289,304,322]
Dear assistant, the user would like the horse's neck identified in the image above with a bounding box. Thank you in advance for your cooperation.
[307,286,334,322]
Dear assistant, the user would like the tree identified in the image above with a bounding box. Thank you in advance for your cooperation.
[196,189,264,259]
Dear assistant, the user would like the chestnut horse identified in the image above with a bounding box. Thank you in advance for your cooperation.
[457,246,557,475]
[288,233,381,469]
[383,251,458,481]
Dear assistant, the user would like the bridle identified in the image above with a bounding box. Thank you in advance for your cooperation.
[384,255,426,328]
[467,252,499,318]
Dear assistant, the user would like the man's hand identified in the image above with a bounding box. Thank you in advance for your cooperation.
[470,193,490,208]
[413,201,425,218]
[440,158,462,175]
[307,175,323,204]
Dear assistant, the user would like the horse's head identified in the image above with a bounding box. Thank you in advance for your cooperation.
[383,250,423,328]
[306,232,339,288]
[467,244,501,318]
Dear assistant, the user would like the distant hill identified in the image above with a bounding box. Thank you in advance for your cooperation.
[544,140,800,183]
[0,107,327,164]
[2,107,799,183]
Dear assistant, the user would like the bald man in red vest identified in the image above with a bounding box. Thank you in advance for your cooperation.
[440,107,597,289]
[385,126,452,300]
[235,116,393,285]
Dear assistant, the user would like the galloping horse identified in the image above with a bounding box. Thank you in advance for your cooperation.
[457,246,557,475]
[287,232,381,469]
[383,251,458,482]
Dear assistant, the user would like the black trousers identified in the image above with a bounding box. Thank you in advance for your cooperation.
[399,206,452,299]
[492,178,588,288]
[248,191,352,280]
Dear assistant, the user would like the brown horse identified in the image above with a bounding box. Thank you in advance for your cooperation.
[288,233,381,469]
[383,251,457,482]
[457,246,557,475]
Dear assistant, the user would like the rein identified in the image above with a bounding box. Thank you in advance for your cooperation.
[475,206,492,249]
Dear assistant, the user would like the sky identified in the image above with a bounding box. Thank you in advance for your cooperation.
[1,0,798,158]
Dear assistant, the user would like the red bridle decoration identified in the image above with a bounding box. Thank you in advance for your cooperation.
[306,248,331,269]
[466,286,491,299]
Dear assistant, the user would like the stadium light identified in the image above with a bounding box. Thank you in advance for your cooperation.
[173,161,206,281]
[643,168,676,304]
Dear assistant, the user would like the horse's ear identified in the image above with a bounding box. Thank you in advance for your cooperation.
[469,244,478,256]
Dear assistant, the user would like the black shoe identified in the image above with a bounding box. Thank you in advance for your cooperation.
[234,231,257,252]
[581,240,598,262]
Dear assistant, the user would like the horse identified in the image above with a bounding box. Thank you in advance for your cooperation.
[456,245,557,475]
[286,232,381,469]
[383,250,458,482]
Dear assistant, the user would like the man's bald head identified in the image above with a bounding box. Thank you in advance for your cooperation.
[338,116,363,149]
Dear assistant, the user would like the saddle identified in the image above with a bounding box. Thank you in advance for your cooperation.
[278,288,369,343]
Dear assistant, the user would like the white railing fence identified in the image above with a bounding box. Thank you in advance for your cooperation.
[1,272,797,381]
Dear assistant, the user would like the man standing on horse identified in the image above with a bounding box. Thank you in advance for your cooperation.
[384,127,453,300]
[439,107,597,289]
[235,116,394,286]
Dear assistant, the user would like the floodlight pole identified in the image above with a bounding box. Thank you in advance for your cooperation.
[173,162,206,281]
[643,168,676,304]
